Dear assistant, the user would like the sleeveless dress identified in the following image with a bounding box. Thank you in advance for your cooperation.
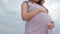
[22,1,53,34]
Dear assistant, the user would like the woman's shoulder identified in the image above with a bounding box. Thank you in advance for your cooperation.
[21,1,28,6]
[22,1,29,3]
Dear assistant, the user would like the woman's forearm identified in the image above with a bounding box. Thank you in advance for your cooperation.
[23,9,40,21]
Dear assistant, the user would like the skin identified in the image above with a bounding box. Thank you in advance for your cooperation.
[21,0,55,29]
[48,21,55,30]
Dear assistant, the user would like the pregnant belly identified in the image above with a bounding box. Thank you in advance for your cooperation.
[26,12,52,25]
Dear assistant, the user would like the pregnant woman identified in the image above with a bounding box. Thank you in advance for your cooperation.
[21,0,55,34]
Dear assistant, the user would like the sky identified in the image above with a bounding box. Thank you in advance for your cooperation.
[0,0,60,34]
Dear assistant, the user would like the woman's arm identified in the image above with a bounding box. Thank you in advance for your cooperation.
[21,2,41,21]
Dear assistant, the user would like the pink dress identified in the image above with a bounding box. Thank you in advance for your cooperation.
[23,1,53,34]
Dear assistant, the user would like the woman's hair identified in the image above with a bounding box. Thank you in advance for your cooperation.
[29,0,31,1]
[37,0,44,5]
[29,0,44,5]
[29,0,33,1]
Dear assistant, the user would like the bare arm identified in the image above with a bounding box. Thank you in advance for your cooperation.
[21,2,41,21]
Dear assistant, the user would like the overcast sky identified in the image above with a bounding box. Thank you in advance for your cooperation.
[0,0,60,34]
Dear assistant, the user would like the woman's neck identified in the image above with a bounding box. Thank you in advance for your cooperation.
[29,1,37,4]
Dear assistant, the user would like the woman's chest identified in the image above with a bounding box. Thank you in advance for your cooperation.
[28,3,47,12]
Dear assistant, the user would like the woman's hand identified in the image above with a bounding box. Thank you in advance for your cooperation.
[34,8,42,12]
[48,21,55,30]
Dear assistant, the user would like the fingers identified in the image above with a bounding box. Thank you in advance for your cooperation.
[51,21,54,24]
[48,23,55,30]
[48,20,55,30]
[52,23,55,28]
[48,25,52,30]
